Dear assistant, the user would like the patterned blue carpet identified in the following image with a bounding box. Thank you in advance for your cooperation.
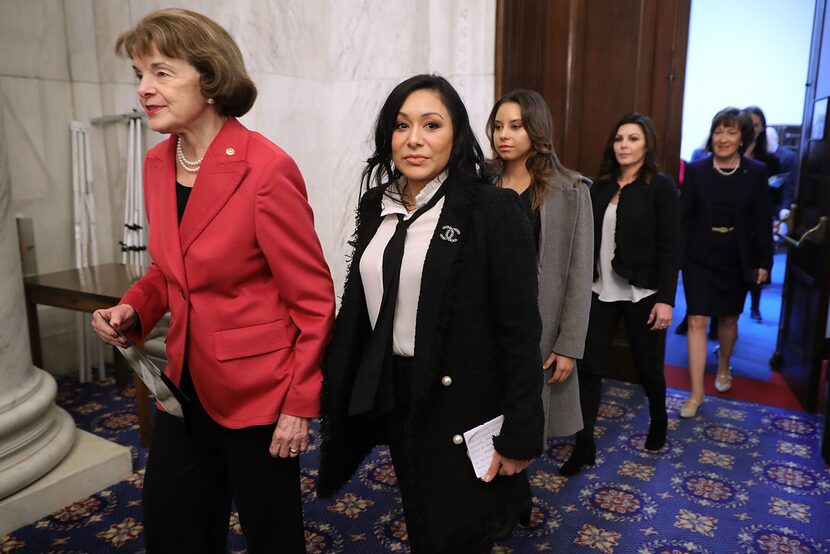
[3,375,829,553]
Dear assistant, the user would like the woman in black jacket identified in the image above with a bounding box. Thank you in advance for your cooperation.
[681,108,773,417]
[318,75,543,553]
[561,113,680,476]
[743,105,780,323]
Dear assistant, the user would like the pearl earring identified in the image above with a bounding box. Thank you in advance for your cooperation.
[207,98,215,105]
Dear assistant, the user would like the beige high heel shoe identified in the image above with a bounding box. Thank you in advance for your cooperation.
[714,346,733,392]
[714,371,733,392]
[680,397,703,418]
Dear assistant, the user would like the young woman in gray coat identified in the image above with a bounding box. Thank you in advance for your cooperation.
[487,90,594,448]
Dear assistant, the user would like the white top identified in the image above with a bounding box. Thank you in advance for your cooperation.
[592,202,657,302]
[359,174,446,356]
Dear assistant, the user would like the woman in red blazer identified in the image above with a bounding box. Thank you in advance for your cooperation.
[90,9,334,553]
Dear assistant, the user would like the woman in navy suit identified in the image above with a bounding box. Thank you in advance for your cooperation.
[680,107,773,417]
[319,75,543,553]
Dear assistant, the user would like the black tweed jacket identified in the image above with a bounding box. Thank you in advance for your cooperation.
[318,176,543,548]
[590,171,681,305]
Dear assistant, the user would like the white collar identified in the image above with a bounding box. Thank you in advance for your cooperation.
[381,171,447,217]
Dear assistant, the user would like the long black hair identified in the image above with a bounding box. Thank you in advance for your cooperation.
[596,112,660,185]
[361,74,494,200]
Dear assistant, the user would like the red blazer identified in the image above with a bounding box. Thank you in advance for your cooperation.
[121,118,335,428]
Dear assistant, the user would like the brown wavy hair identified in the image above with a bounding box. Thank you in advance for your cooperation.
[705,107,754,156]
[486,90,579,210]
[596,113,660,185]
[115,8,257,118]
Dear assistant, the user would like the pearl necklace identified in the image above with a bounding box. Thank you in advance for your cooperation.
[713,158,739,176]
[176,138,203,173]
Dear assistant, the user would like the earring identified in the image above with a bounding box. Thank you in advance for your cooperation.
[207,98,215,105]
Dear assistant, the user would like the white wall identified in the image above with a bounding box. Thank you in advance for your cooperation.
[0,0,495,373]
[680,0,815,160]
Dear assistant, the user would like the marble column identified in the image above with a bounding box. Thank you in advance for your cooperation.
[0,106,76,500]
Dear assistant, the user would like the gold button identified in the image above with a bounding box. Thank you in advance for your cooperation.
[452,434,464,445]
[225,147,235,156]
[441,376,452,387]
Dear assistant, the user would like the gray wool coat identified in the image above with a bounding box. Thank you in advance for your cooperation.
[538,172,594,438]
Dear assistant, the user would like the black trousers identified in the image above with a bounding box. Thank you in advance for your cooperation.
[386,357,493,554]
[142,370,305,554]
[576,293,667,439]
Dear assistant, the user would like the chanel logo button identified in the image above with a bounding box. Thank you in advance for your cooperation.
[225,147,235,156]
[440,225,460,242]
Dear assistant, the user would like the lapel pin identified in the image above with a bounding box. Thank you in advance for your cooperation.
[225,147,235,156]
[440,225,460,243]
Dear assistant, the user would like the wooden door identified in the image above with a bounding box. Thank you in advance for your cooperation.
[496,0,690,383]
[496,0,690,183]
[774,0,830,449]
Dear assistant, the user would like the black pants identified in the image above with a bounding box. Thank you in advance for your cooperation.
[386,357,493,554]
[576,293,667,439]
[143,370,304,554]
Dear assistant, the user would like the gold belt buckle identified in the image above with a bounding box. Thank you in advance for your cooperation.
[710,226,735,233]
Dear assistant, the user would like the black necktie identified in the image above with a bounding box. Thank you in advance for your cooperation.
[348,183,447,417]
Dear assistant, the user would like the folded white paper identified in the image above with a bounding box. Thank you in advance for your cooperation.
[463,414,505,478]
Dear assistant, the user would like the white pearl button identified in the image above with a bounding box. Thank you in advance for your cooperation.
[441,376,452,386]
[225,147,235,156]
[452,434,464,445]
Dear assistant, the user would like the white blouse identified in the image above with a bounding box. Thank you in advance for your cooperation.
[359,174,446,357]
[592,202,657,302]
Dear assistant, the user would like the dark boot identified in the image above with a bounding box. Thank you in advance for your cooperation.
[493,509,527,541]
[645,418,667,451]
[750,286,763,322]
[559,436,596,476]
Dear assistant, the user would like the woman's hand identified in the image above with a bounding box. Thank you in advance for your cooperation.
[482,451,531,483]
[91,305,137,347]
[543,352,575,384]
[647,302,673,331]
[269,414,309,458]
[756,268,769,285]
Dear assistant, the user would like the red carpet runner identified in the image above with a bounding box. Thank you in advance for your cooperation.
[664,363,804,411]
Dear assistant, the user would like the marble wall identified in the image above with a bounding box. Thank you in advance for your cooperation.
[1,0,496,372]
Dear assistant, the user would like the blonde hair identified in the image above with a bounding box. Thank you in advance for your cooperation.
[116,8,256,117]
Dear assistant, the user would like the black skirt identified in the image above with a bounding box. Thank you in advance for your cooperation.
[683,231,747,317]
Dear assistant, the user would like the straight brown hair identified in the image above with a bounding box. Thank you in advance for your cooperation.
[486,90,579,211]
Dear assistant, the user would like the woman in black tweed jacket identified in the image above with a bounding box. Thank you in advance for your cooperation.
[318,75,543,553]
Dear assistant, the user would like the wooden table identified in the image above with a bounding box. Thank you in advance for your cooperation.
[23,263,153,446]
